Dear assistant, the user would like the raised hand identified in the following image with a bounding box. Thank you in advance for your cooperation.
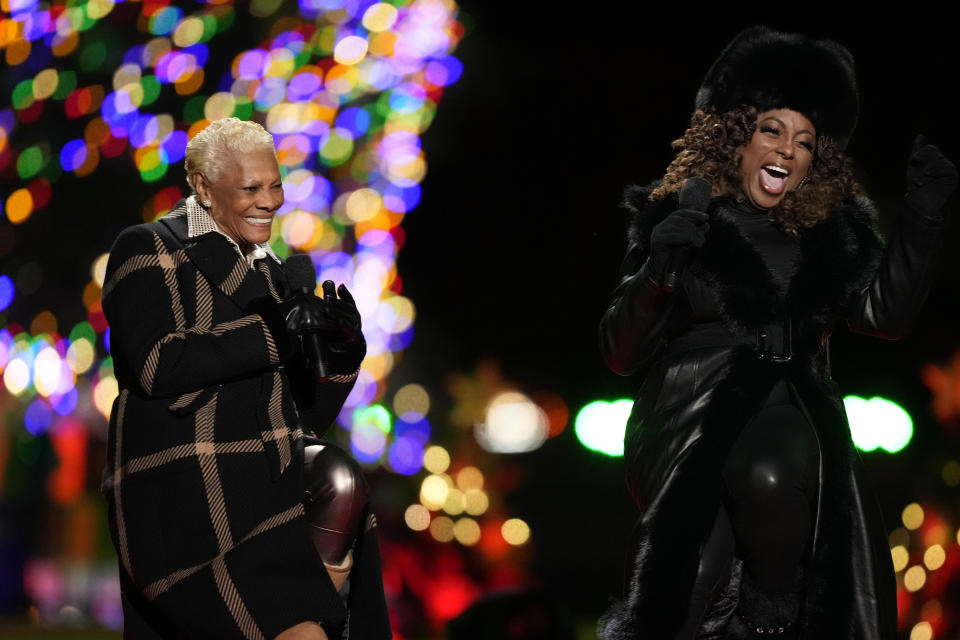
[905,134,958,219]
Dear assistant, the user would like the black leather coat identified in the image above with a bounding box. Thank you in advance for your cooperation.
[597,184,945,639]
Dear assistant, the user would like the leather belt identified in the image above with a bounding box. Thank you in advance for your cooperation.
[662,319,793,363]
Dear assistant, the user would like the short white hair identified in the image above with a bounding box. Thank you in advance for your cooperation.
[184,117,278,193]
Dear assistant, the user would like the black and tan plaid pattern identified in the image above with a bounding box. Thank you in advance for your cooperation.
[100,199,378,638]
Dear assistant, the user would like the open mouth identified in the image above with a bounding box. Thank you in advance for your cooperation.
[760,165,789,195]
[243,217,273,227]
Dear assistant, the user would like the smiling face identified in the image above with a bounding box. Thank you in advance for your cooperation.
[195,148,284,254]
[738,109,816,210]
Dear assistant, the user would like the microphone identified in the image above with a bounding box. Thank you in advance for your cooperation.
[284,254,329,380]
[662,176,712,293]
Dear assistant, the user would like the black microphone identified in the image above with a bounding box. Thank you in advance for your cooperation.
[284,255,329,380]
[662,176,712,293]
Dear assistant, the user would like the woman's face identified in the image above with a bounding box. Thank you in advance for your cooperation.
[196,148,284,253]
[738,109,815,210]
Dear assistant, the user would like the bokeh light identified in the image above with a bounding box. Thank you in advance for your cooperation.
[475,391,548,454]
[892,545,910,572]
[844,395,913,453]
[404,504,430,531]
[903,503,925,530]
[423,445,450,473]
[453,517,480,546]
[574,398,633,457]
[904,566,927,592]
[923,544,945,571]
[502,518,531,546]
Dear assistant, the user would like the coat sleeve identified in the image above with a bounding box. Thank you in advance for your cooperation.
[599,236,686,377]
[102,224,282,397]
[842,209,946,340]
[288,365,358,439]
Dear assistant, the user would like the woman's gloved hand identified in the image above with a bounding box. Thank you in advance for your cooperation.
[318,280,366,375]
[647,208,710,282]
[904,134,958,220]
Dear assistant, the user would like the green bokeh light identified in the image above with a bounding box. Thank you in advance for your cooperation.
[574,399,633,457]
[844,395,913,453]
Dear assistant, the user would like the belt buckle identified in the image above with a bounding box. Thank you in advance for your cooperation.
[756,317,792,363]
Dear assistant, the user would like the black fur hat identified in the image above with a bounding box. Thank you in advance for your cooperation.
[695,26,859,150]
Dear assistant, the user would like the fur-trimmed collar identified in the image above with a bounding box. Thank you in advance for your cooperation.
[623,182,884,337]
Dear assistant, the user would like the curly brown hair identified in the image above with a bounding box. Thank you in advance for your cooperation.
[649,106,861,233]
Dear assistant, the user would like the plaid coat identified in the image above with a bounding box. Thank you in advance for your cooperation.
[101,197,390,639]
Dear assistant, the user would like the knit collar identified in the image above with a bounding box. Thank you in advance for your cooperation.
[185,195,281,267]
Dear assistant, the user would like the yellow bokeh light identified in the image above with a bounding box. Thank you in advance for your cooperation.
[361,350,394,380]
[90,253,109,288]
[32,68,59,99]
[923,544,945,571]
[502,518,531,546]
[67,339,96,375]
[404,504,430,531]
[3,358,31,395]
[910,622,932,640]
[380,296,415,334]
[902,503,924,530]
[345,187,382,222]
[904,565,927,592]
[423,445,450,474]
[456,466,484,491]
[6,189,34,224]
[172,16,205,47]
[420,473,450,510]
[112,64,141,91]
[453,517,481,546]
[891,545,910,573]
[265,48,296,79]
[429,515,454,542]
[442,488,465,516]
[85,0,115,19]
[388,155,427,184]
[394,383,429,417]
[362,3,399,32]
[93,376,119,419]
[281,211,316,249]
[463,489,488,516]
[205,92,236,121]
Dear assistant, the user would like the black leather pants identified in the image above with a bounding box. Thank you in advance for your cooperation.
[675,379,819,639]
[302,437,369,567]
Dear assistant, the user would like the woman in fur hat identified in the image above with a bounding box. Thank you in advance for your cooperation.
[598,27,956,639]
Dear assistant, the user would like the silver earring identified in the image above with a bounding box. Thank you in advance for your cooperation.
[202,199,211,207]
[796,176,807,190]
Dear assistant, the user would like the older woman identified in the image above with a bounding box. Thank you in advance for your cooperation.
[101,118,390,639]
[598,28,956,640]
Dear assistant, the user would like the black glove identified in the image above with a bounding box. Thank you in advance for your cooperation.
[647,208,710,281]
[318,280,366,375]
[904,134,958,220]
